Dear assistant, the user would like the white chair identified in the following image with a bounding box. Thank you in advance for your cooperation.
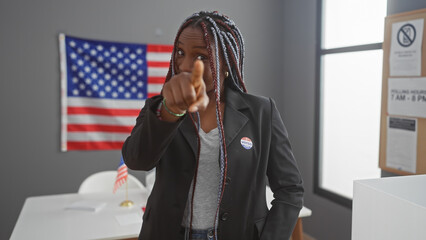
[265,185,274,210]
[78,171,146,194]
[145,168,156,196]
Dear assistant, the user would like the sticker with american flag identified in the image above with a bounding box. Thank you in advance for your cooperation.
[59,34,173,151]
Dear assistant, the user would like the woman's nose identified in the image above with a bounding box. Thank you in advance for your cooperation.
[178,57,193,73]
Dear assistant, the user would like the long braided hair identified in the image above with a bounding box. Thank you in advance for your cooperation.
[164,11,247,239]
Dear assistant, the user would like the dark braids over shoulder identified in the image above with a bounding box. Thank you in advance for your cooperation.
[163,11,247,240]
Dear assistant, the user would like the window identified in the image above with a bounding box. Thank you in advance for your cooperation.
[315,0,387,207]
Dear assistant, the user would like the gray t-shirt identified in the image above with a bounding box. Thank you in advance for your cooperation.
[181,127,220,230]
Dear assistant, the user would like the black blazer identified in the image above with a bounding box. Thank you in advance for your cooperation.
[122,85,304,240]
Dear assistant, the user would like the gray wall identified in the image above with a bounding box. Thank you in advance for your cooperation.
[388,0,426,15]
[281,0,426,240]
[0,0,286,238]
[282,1,353,240]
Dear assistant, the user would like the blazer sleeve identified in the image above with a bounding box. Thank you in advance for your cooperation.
[122,95,185,171]
[261,98,304,240]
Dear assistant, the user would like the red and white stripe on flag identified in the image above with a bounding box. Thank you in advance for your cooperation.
[59,34,173,151]
[113,160,128,193]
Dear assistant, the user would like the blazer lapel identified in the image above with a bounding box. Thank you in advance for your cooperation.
[178,114,198,157]
[223,87,249,148]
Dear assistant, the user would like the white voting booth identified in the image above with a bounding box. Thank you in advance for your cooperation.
[352,174,426,240]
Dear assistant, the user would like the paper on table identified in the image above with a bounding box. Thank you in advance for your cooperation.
[65,200,106,212]
[115,213,142,226]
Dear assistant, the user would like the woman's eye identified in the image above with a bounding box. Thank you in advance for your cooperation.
[177,49,184,56]
[196,55,207,61]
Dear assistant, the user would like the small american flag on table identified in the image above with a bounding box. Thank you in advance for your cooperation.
[59,34,173,151]
[114,156,128,193]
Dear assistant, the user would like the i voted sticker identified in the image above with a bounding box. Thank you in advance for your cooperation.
[240,137,253,150]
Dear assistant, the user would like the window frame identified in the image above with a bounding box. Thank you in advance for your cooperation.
[314,0,384,208]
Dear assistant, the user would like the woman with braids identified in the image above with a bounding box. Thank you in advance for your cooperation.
[122,11,303,240]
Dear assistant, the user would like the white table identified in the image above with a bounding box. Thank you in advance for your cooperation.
[11,188,312,240]
[11,189,147,240]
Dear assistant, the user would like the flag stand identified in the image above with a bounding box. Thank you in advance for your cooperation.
[119,180,134,207]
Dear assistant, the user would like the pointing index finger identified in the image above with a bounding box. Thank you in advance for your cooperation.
[191,60,204,87]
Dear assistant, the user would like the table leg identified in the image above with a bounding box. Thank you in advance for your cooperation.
[291,218,303,240]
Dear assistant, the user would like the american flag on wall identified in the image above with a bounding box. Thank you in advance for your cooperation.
[59,34,173,151]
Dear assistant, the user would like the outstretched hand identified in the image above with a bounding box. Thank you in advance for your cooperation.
[161,60,209,121]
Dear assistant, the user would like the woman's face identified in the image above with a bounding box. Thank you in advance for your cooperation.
[174,26,225,97]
